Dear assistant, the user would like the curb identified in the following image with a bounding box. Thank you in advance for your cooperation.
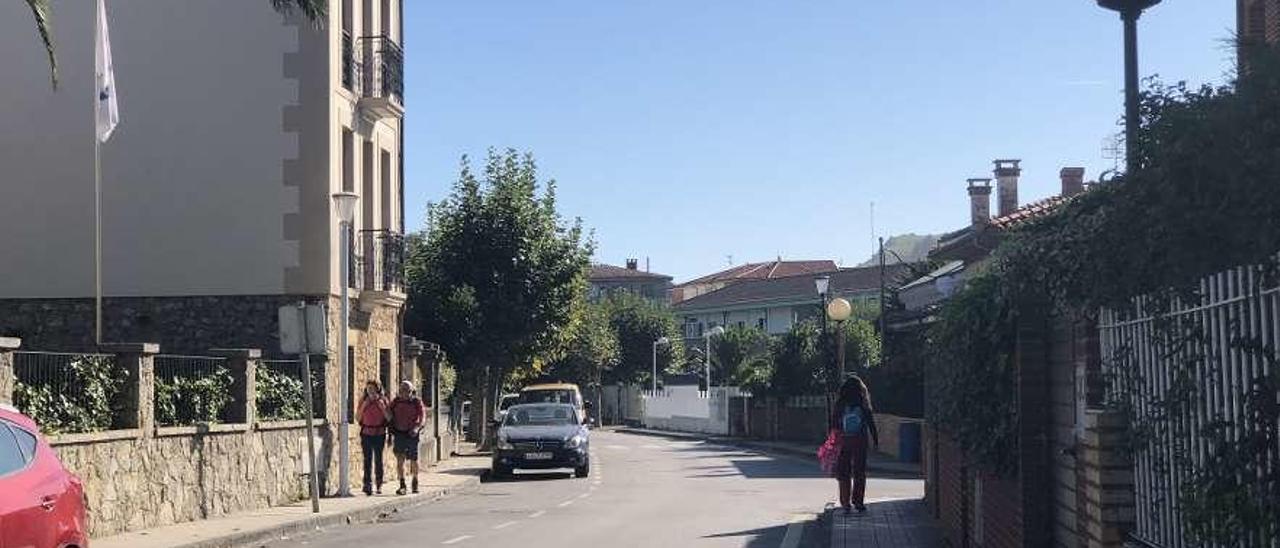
[164,471,484,548]
[615,427,921,477]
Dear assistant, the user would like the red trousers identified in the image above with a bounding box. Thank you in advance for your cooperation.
[835,434,868,508]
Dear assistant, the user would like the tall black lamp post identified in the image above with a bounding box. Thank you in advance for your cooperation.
[1097,0,1161,174]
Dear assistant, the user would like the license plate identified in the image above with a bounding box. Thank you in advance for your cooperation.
[524,452,553,460]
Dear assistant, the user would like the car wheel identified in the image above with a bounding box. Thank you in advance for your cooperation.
[574,461,590,478]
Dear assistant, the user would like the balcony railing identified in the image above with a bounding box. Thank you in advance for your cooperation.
[352,229,405,293]
[359,35,403,105]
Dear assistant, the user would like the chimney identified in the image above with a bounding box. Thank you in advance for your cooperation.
[626,258,639,270]
[1060,167,1085,197]
[967,178,993,226]
[993,159,1021,217]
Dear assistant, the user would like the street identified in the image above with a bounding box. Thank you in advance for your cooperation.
[269,431,924,548]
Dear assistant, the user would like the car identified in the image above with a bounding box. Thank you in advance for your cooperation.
[496,393,521,423]
[491,403,590,479]
[518,383,592,425]
[0,404,89,548]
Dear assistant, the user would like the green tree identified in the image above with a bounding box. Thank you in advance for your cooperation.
[710,325,773,393]
[404,149,593,442]
[545,303,620,388]
[600,292,684,386]
[769,320,824,396]
[22,0,326,89]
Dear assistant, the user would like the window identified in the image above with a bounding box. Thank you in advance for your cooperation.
[362,140,374,231]
[0,422,29,476]
[342,129,354,192]
[380,150,392,230]
[10,424,35,460]
[379,348,392,393]
[381,0,392,40]
[757,317,767,330]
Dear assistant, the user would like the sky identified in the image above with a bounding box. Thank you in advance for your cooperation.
[402,1,1238,283]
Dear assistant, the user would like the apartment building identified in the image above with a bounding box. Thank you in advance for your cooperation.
[1240,0,1279,46]
[0,0,406,408]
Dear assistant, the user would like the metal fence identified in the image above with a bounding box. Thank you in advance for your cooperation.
[153,355,232,426]
[11,351,120,434]
[257,359,325,421]
[1100,262,1280,548]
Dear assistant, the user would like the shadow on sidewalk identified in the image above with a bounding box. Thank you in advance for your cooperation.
[703,514,828,547]
[830,498,940,548]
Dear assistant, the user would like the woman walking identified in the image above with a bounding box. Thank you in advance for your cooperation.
[358,380,390,496]
[830,376,879,514]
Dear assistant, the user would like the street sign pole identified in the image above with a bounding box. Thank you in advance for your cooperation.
[297,302,321,513]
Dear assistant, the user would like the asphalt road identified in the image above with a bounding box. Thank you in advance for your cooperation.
[269,431,923,548]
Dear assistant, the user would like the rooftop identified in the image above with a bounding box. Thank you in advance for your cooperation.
[589,263,673,281]
[677,259,838,287]
[674,264,911,312]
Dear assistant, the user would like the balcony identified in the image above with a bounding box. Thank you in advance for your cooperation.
[357,35,404,120]
[350,229,406,309]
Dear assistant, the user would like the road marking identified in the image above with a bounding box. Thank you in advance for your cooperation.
[778,514,810,548]
[577,493,591,499]
[605,444,627,450]
[493,521,518,530]
[557,499,575,508]
[529,510,546,518]
[641,444,663,449]
[442,535,472,545]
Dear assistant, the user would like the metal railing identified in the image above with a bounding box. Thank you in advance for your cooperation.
[257,360,326,421]
[12,351,120,434]
[153,355,232,426]
[359,35,403,104]
[355,229,405,292]
[1100,262,1280,548]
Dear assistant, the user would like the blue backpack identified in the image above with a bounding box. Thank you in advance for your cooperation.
[841,405,865,435]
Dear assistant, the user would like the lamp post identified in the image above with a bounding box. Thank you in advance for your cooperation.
[814,275,832,397]
[331,191,359,497]
[1097,0,1161,174]
[827,297,853,381]
[704,326,725,393]
[652,336,670,394]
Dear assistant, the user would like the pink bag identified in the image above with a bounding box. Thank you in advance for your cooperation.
[817,429,839,477]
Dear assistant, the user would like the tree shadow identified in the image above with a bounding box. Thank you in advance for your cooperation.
[703,513,827,547]
[829,498,940,547]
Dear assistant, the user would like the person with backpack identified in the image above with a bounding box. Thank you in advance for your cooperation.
[390,380,427,495]
[357,380,390,496]
[830,376,880,514]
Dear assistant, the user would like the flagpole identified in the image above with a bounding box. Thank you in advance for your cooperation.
[94,0,103,346]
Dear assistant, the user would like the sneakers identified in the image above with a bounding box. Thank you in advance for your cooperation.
[362,485,372,496]
[411,477,419,494]
[375,485,382,495]
[395,480,407,496]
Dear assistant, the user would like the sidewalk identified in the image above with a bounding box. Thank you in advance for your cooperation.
[828,499,940,548]
[93,454,489,548]
[613,426,922,476]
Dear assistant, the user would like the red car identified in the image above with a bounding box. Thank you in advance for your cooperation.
[0,404,89,548]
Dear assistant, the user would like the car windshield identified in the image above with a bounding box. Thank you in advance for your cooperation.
[504,405,576,427]
[520,389,577,406]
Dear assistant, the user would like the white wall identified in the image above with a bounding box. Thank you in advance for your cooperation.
[642,386,736,436]
[0,0,308,297]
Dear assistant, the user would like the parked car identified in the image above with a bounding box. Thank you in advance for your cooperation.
[492,403,590,479]
[518,383,592,425]
[0,403,89,548]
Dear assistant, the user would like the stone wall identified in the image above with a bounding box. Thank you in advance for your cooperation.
[52,422,330,537]
[0,337,16,404]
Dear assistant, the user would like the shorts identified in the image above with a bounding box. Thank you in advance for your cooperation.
[392,431,420,460]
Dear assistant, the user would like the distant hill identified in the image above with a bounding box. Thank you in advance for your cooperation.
[858,234,940,266]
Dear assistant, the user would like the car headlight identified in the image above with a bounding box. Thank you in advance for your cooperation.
[497,437,514,450]
[564,434,586,449]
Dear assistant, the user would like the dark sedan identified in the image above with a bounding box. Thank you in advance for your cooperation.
[492,403,590,479]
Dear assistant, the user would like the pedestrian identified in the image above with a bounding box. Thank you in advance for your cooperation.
[390,380,426,495]
[357,380,390,496]
[830,376,879,514]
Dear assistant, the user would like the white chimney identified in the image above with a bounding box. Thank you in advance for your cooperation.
[993,159,1022,217]
[1060,167,1085,197]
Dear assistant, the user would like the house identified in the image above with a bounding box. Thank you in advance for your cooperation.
[674,264,910,338]
[588,259,673,304]
[1240,0,1279,47]
[671,259,837,304]
[0,0,407,407]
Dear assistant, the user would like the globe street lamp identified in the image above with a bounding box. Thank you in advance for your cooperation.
[704,326,725,393]
[827,297,853,381]
[331,191,359,497]
[1096,0,1162,174]
[652,336,671,394]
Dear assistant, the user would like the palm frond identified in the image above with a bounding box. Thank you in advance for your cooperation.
[270,0,328,25]
[25,0,57,89]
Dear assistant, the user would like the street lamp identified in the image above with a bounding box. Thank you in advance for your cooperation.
[1096,0,1161,174]
[814,275,833,397]
[331,191,359,497]
[652,336,671,394]
[704,326,725,393]
[827,297,852,381]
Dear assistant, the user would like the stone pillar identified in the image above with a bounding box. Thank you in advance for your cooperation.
[102,343,159,434]
[402,338,424,389]
[0,337,20,405]
[210,348,262,425]
[1079,409,1135,548]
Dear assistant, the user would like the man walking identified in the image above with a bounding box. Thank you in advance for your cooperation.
[390,380,427,495]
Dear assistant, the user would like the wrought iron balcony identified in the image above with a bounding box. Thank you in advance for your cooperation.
[354,229,405,295]
[358,35,404,118]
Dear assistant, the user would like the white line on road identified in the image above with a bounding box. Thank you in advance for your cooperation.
[778,514,811,548]
[529,510,547,518]
[493,521,518,530]
[577,493,590,499]
[442,535,473,545]
[557,499,575,508]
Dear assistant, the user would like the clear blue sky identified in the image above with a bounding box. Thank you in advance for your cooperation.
[403,1,1236,283]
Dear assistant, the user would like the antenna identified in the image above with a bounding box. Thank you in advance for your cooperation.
[726,254,733,266]
[869,201,876,249]
[1102,133,1124,172]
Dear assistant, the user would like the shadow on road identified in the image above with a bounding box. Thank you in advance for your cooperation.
[704,514,827,547]
[481,471,576,483]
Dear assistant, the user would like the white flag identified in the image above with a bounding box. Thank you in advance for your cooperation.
[95,0,119,142]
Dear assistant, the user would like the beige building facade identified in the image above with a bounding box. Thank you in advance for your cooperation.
[0,0,408,420]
